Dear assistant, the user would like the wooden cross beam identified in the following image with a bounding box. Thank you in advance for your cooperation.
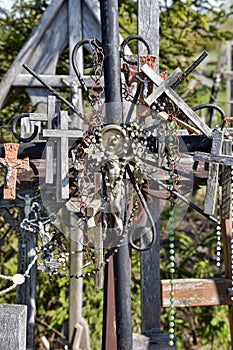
[0,143,30,199]
[161,277,232,307]
[194,148,233,166]
[141,64,212,137]
[42,110,82,200]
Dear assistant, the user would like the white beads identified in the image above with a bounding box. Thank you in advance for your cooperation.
[12,274,25,285]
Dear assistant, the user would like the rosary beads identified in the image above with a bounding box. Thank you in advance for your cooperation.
[0,254,37,296]
[216,176,222,268]
[166,120,178,347]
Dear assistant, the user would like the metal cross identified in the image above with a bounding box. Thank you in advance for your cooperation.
[0,143,30,199]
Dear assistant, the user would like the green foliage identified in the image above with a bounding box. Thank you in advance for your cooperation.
[160,204,231,349]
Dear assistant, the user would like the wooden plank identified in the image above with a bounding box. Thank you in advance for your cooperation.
[69,211,91,349]
[43,129,83,138]
[143,68,182,103]
[221,139,233,350]
[0,0,65,109]
[204,130,223,215]
[45,96,56,184]
[221,140,232,219]
[161,278,232,307]
[138,0,159,71]
[58,111,69,200]
[13,74,95,88]
[133,333,176,350]
[141,64,212,137]
[138,0,161,336]
[194,152,233,166]
[0,304,27,350]
[68,0,84,129]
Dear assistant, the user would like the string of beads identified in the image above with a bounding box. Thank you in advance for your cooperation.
[166,120,178,347]
[0,254,37,296]
[216,175,222,268]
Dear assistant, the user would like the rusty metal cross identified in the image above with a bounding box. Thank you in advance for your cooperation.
[0,143,30,199]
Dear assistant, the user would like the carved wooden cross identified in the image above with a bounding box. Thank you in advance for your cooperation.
[0,143,30,199]
[141,64,212,137]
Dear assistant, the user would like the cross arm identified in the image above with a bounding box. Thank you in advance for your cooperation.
[194,152,233,166]
[141,64,212,137]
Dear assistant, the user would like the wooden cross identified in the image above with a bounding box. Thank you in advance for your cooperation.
[0,143,30,199]
[42,108,83,200]
[141,64,212,137]
[194,133,233,216]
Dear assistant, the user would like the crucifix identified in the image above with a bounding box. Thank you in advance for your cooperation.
[0,143,30,199]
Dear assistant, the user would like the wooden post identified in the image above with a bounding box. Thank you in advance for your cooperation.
[221,139,233,350]
[0,304,27,350]
[68,0,84,129]
[16,189,38,350]
[69,209,91,350]
[138,0,161,336]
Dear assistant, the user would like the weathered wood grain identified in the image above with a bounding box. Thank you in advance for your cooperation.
[142,64,212,137]
[133,333,176,350]
[221,140,232,219]
[138,0,159,71]
[143,68,182,103]
[194,151,233,165]
[0,304,27,350]
[204,130,223,215]
[161,278,232,307]
[220,137,233,349]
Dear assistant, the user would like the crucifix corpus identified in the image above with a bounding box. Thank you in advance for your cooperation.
[0,143,30,199]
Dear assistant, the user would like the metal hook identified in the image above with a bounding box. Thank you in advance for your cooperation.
[71,38,103,107]
[11,113,39,142]
[120,35,151,66]
[125,164,156,251]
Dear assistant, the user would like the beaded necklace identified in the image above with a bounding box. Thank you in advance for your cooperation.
[0,254,37,296]
[166,119,178,347]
